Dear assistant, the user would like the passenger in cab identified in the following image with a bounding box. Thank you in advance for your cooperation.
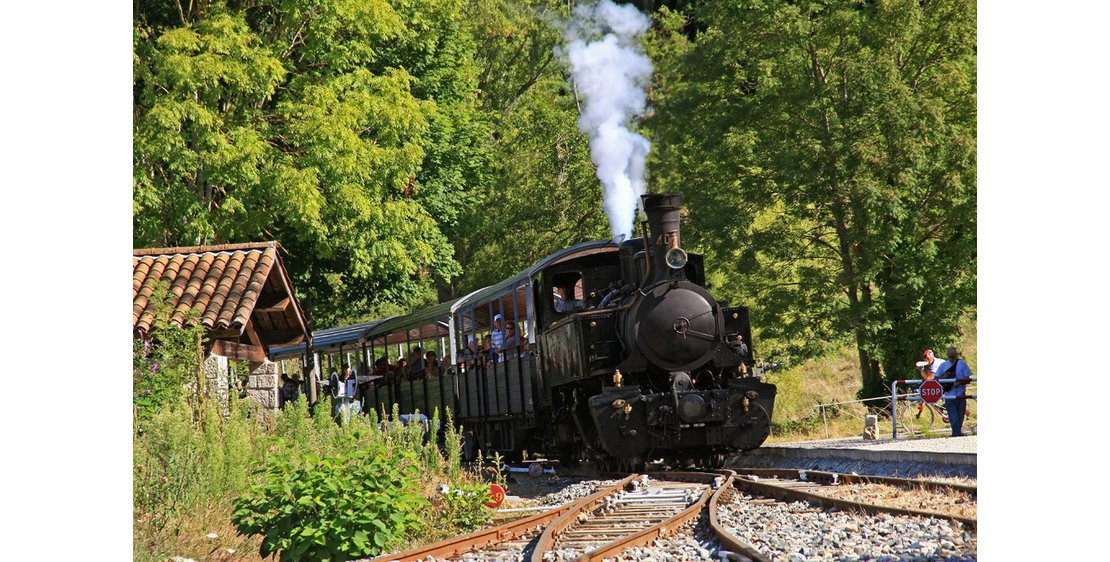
[553,287,567,313]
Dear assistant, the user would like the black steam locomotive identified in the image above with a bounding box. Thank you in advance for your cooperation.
[354,193,776,466]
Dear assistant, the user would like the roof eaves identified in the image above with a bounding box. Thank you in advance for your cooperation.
[133,241,277,258]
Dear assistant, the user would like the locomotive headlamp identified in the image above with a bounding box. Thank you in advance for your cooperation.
[664,247,688,270]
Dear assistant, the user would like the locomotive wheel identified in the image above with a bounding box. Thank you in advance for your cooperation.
[729,402,772,450]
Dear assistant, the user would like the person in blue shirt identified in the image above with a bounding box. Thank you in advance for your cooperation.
[935,346,974,437]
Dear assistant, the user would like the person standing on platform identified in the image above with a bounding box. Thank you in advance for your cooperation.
[935,346,973,437]
[918,349,941,380]
[915,349,943,419]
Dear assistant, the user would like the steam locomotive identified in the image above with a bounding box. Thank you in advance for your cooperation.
[355,192,776,466]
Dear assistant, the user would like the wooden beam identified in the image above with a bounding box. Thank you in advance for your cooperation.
[256,296,290,313]
[260,329,308,346]
[208,327,244,339]
[271,333,306,347]
[211,340,267,362]
[244,320,265,349]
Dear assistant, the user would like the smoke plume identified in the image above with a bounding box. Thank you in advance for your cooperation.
[562,0,653,242]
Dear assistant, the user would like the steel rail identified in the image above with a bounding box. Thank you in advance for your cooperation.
[370,474,636,562]
[529,471,723,562]
[707,471,771,562]
[732,468,977,529]
[734,468,977,495]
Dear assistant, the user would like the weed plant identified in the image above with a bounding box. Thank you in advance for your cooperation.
[135,391,490,561]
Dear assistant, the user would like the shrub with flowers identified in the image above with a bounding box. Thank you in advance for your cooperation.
[133,281,207,421]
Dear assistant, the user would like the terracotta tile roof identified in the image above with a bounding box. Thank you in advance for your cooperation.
[133,242,309,348]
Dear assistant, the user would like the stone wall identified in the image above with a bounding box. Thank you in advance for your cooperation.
[247,359,279,413]
[203,354,230,413]
[203,352,280,415]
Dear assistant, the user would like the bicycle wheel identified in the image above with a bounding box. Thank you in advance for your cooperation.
[899,397,933,436]
[935,402,950,425]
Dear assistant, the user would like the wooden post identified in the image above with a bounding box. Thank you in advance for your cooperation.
[311,352,320,404]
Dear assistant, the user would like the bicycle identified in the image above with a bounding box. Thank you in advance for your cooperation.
[896,387,949,436]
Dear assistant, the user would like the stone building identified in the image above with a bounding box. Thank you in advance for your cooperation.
[133,241,312,413]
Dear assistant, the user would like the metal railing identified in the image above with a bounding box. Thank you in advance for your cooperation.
[814,395,899,440]
[812,382,977,440]
[890,377,977,439]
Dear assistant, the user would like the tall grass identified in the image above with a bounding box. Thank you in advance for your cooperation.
[134,395,487,561]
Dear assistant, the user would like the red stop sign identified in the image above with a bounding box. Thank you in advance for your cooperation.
[485,483,506,508]
[918,379,944,404]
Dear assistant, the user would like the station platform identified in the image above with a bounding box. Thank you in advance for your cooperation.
[727,435,977,479]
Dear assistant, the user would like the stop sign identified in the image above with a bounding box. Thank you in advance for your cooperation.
[918,379,944,403]
[485,483,506,508]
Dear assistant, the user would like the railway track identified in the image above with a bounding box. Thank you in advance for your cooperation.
[369,472,722,562]
[709,468,976,562]
[534,471,719,562]
[372,467,976,562]
[728,468,976,528]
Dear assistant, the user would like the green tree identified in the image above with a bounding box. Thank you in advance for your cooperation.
[649,0,976,397]
[445,0,610,296]
[134,1,490,325]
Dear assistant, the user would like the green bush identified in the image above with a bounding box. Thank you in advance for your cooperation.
[232,442,430,561]
[133,282,208,421]
[434,481,493,533]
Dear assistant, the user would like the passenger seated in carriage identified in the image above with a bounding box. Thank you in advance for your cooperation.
[480,334,494,366]
[503,321,518,352]
[459,335,479,370]
[424,350,440,378]
[407,347,425,379]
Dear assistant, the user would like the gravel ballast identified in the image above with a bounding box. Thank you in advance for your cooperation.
[718,493,976,562]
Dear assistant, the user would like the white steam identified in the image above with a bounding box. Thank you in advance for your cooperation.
[562,0,653,242]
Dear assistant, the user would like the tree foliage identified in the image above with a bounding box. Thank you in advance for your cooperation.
[135,0,978,395]
[134,0,614,323]
[134,0,488,325]
[445,0,610,295]
[648,0,976,396]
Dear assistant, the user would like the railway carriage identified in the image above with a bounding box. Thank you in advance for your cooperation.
[333,193,776,466]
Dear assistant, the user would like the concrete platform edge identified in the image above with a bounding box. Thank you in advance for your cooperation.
[742,446,977,466]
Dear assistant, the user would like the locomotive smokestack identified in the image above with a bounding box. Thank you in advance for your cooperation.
[641,192,685,283]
